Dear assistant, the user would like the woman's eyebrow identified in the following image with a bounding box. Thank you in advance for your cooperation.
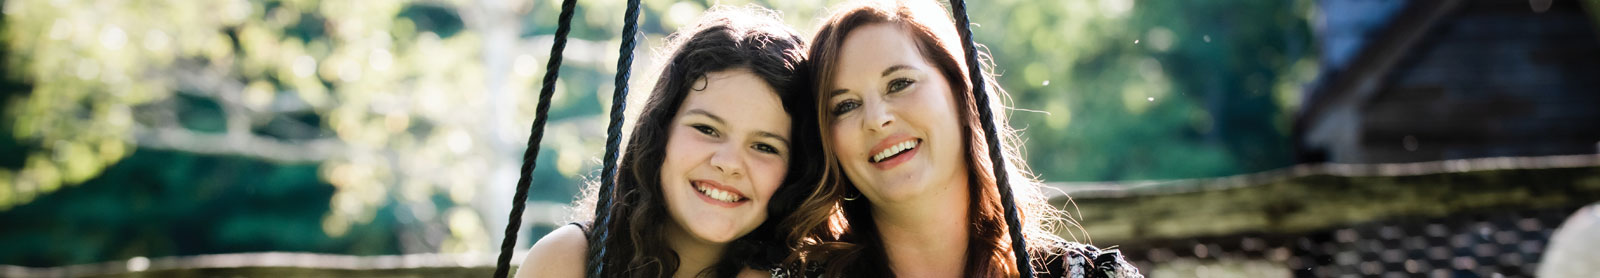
[829,64,914,97]
[881,64,912,77]
[829,89,849,97]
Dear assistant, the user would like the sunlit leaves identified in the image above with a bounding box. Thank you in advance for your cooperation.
[975,0,1318,180]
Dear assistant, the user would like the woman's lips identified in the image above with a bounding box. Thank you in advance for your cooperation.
[691,179,747,208]
[867,136,921,170]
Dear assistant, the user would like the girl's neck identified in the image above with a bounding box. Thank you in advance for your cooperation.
[871,172,971,277]
[664,222,727,278]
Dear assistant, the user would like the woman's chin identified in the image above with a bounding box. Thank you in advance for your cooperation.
[863,178,938,203]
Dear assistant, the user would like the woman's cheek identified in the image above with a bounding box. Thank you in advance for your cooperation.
[830,122,861,165]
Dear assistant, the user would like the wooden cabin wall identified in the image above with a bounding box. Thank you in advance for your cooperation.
[1356,0,1600,163]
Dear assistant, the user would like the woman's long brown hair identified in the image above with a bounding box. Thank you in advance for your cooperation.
[569,6,824,278]
[784,0,1073,277]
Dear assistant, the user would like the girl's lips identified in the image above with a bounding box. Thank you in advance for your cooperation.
[690,179,747,208]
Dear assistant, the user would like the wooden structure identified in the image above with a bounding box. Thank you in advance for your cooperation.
[1059,155,1600,277]
[1296,0,1600,164]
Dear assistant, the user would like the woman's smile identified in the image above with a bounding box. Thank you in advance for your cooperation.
[868,135,922,170]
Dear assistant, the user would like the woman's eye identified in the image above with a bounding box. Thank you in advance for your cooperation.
[752,143,780,155]
[832,100,860,116]
[888,78,915,93]
[692,124,719,137]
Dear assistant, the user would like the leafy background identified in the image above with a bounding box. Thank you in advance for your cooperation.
[0,0,1315,266]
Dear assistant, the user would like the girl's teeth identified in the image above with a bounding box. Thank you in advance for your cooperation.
[697,184,740,202]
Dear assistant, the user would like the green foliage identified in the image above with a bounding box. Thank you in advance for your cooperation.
[0,149,400,267]
[972,0,1318,181]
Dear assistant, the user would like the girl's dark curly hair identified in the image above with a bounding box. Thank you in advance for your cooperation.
[571,5,822,278]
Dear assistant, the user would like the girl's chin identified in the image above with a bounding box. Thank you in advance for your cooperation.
[680,219,751,243]
[685,229,739,244]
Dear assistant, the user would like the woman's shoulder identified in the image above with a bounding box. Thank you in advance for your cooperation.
[516,224,590,278]
[1036,240,1144,278]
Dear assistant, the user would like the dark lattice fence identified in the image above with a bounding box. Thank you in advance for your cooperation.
[1119,206,1576,277]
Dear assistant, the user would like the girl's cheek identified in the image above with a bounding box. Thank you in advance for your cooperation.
[756,160,787,196]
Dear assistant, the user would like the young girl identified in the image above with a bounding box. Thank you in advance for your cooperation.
[786,0,1141,277]
[518,6,822,278]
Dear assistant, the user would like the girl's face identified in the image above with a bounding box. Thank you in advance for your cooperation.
[825,23,967,204]
[660,68,792,244]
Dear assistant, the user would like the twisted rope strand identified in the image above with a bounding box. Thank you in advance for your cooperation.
[493,0,579,277]
[587,0,644,276]
[947,0,1036,276]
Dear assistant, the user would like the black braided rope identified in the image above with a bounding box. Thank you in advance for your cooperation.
[493,0,579,277]
[948,0,1035,276]
[586,0,643,276]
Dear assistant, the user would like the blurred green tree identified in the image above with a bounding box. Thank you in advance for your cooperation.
[0,0,630,258]
[969,0,1318,181]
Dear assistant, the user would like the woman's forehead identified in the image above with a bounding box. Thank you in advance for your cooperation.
[830,25,927,83]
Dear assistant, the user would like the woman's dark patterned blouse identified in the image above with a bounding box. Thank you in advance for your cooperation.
[769,241,1142,278]
[1038,241,1143,278]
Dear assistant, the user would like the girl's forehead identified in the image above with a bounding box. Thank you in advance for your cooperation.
[682,70,790,131]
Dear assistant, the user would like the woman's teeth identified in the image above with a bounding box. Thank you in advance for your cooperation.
[696,183,742,202]
[872,140,919,163]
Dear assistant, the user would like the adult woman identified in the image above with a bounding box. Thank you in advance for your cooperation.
[786,0,1140,277]
[518,6,822,278]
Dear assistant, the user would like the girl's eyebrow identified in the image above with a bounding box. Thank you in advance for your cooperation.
[756,131,790,146]
[685,109,724,124]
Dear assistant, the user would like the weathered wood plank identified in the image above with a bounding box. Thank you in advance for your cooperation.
[1060,165,1600,245]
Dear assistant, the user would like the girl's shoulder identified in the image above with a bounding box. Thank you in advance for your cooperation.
[516,223,590,278]
[737,267,775,278]
[1037,241,1144,278]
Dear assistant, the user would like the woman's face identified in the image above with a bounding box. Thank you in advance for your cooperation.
[825,23,966,204]
[660,68,792,244]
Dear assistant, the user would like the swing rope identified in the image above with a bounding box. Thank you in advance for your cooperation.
[586,0,644,277]
[948,0,1036,276]
[492,0,579,276]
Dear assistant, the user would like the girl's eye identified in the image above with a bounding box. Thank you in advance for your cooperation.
[888,78,915,93]
[832,99,861,116]
[752,143,780,155]
[692,124,719,137]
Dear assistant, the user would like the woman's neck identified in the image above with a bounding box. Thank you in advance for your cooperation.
[664,222,727,278]
[871,172,971,277]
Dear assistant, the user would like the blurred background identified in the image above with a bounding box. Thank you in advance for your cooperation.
[1,0,1598,277]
